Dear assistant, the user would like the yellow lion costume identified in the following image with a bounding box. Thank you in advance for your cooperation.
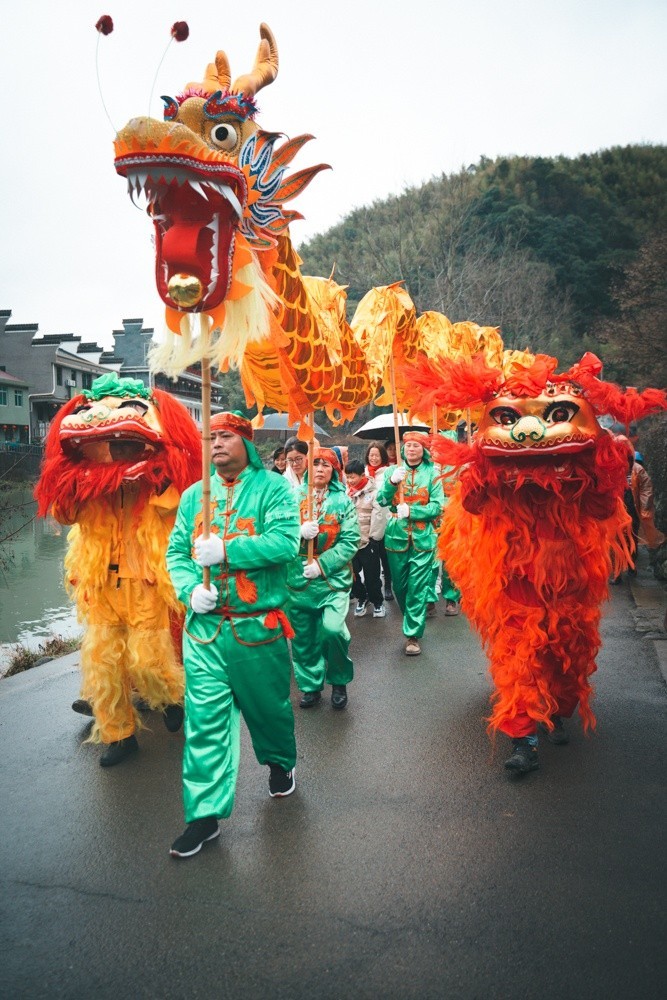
[35,373,201,763]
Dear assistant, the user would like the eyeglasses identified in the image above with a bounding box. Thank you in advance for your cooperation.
[286,456,306,465]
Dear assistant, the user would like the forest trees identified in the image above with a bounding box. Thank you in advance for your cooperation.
[594,232,667,389]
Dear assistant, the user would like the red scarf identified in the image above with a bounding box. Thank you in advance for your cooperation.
[347,475,370,497]
[366,463,386,479]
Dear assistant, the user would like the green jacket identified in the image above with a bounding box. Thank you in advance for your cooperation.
[166,465,300,639]
[287,473,360,594]
[376,456,444,553]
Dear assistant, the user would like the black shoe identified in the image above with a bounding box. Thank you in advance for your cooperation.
[99,735,139,768]
[163,704,184,733]
[331,684,348,710]
[169,816,219,858]
[384,587,394,601]
[547,715,569,745]
[426,602,436,618]
[268,764,296,797]
[134,698,151,713]
[504,738,539,774]
[72,698,93,717]
[299,690,322,709]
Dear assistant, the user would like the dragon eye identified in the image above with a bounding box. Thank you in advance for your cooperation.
[210,122,238,151]
[544,402,579,424]
[490,406,521,427]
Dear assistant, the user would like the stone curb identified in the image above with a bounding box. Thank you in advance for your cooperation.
[627,560,667,687]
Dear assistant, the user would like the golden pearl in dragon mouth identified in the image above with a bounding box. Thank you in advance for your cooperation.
[168,273,204,308]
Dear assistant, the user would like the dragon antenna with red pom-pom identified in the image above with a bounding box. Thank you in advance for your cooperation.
[147,22,190,121]
[94,15,117,133]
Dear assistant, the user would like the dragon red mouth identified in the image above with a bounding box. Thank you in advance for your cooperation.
[115,152,248,313]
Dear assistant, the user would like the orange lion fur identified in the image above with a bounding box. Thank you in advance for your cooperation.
[436,434,633,736]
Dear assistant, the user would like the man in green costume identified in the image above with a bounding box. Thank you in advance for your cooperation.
[287,447,360,710]
[376,432,445,656]
[166,412,300,858]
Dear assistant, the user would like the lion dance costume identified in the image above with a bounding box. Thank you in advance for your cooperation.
[410,350,667,774]
[35,373,201,761]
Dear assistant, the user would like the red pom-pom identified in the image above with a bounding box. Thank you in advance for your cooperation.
[171,21,189,42]
[95,15,114,35]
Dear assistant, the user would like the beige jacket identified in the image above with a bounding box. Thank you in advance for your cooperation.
[347,480,387,548]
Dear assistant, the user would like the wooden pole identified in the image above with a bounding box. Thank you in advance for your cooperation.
[199,317,212,590]
[466,407,473,446]
[306,410,315,565]
[388,352,404,502]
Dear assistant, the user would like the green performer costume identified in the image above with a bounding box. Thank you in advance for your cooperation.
[376,433,444,649]
[287,448,360,706]
[166,413,300,847]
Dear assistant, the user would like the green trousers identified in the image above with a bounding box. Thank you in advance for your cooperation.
[288,587,354,692]
[182,616,296,822]
[386,545,436,639]
[440,561,461,603]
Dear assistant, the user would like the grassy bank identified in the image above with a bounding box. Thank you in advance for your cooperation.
[3,635,81,678]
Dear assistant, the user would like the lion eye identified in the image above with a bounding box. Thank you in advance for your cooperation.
[117,399,149,414]
[210,122,238,151]
[490,406,521,427]
[544,402,579,424]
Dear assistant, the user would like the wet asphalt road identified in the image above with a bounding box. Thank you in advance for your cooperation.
[1,583,665,1000]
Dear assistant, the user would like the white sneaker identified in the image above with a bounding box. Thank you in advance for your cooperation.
[354,600,368,617]
[373,604,386,618]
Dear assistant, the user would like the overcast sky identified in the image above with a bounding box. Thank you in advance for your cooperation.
[1,0,665,349]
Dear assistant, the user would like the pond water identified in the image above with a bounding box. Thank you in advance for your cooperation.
[0,486,80,673]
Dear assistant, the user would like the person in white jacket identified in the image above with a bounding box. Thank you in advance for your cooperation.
[345,459,387,618]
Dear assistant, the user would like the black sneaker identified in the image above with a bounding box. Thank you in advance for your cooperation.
[169,816,220,858]
[100,735,139,768]
[547,715,569,745]
[299,690,322,709]
[268,764,296,797]
[384,586,394,601]
[72,698,93,717]
[504,738,539,774]
[331,684,348,710]
[163,704,184,733]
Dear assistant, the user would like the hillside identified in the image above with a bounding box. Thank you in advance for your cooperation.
[299,144,667,377]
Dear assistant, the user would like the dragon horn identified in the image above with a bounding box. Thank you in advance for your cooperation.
[187,50,231,94]
[231,23,278,97]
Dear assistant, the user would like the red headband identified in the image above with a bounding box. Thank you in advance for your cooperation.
[402,432,427,444]
[210,412,253,441]
[313,447,341,473]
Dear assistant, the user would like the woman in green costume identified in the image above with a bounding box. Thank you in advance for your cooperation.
[287,447,360,710]
[376,432,445,656]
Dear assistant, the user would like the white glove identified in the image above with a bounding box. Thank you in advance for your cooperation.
[190,583,219,613]
[193,534,225,567]
[396,502,410,519]
[302,561,322,579]
[390,467,407,485]
[299,520,320,540]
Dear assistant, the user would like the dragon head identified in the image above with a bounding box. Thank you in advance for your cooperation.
[114,24,328,326]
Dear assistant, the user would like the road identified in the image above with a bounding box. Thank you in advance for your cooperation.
[1,576,665,999]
